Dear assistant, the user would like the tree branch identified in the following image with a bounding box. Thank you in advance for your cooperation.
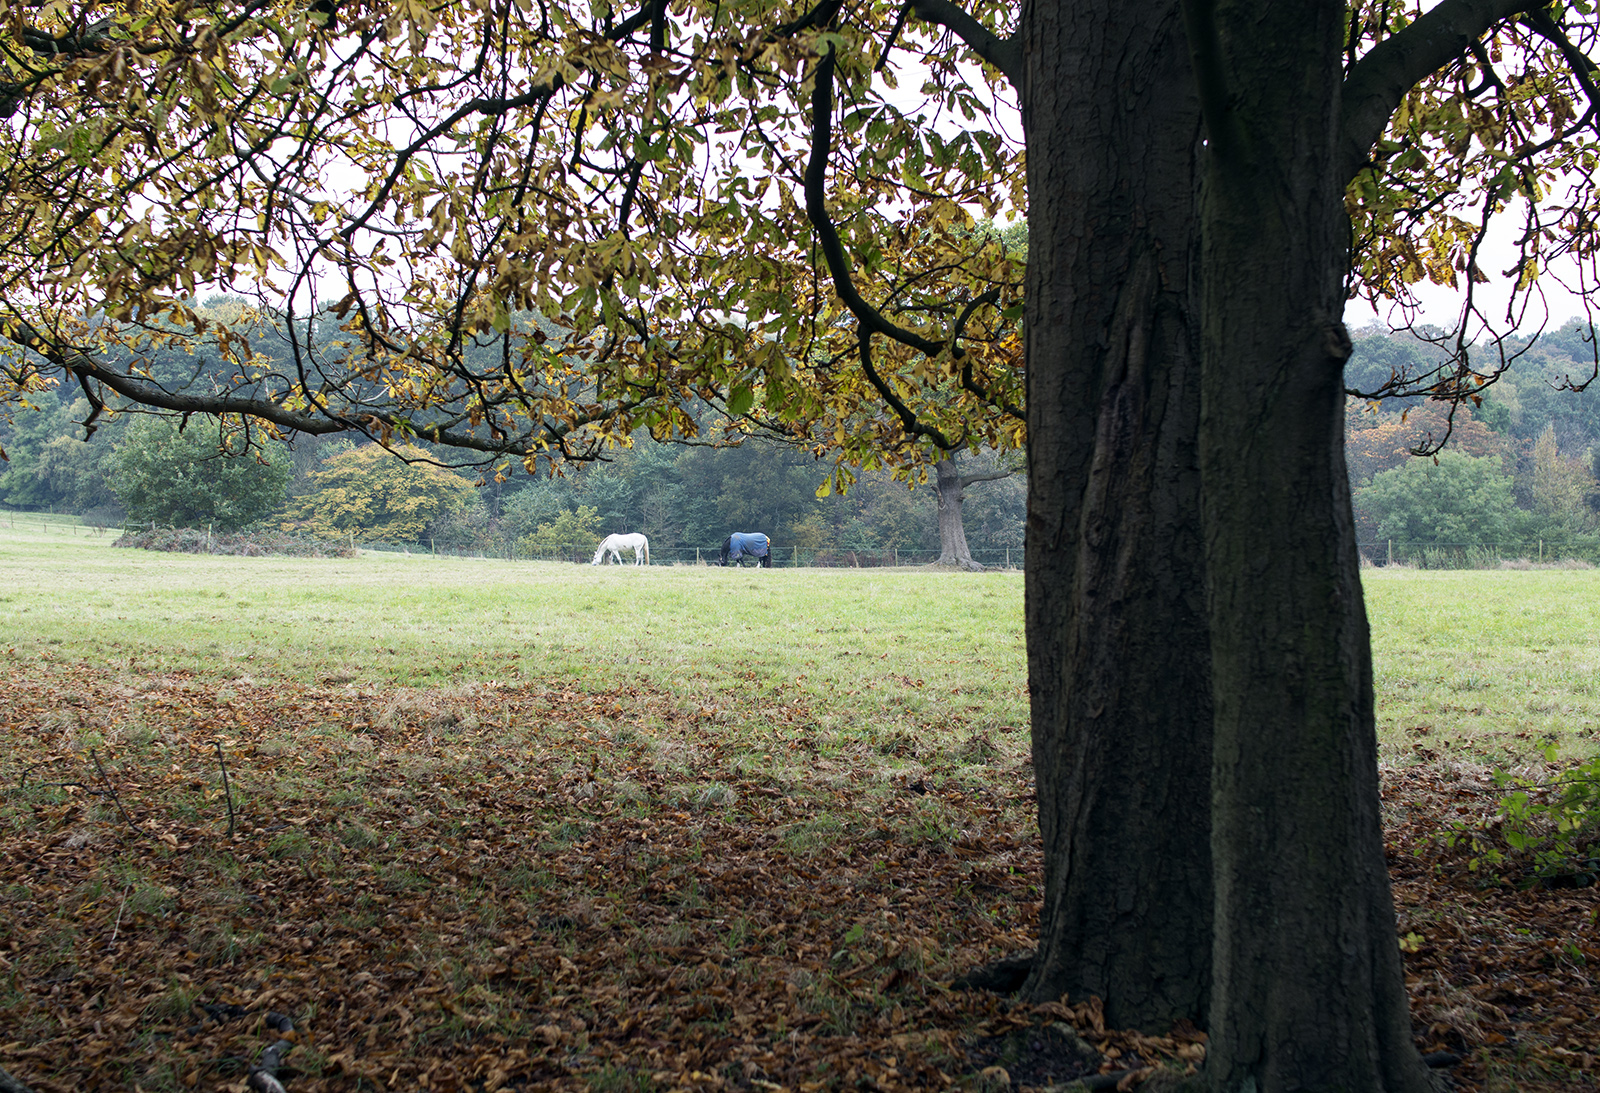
[804,48,949,362]
[1338,0,1544,185]
[957,467,1017,488]
[906,0,1020,87]
[855,329,955,448]
[0,318,626,463]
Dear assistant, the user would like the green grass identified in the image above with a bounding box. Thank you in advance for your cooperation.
[5,525,1600,769]
[0,524,1026,742]
[1363,566,1600,764]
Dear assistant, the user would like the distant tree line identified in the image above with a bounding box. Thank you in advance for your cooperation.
[1347,321,1600,566]
[0,320,1025,559]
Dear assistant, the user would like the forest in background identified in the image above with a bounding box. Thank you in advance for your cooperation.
[0,302,1026,561]
[7,312,1600,566]
[1347,320,1600,565]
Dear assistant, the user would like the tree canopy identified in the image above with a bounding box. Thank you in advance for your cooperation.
[111,414,291,529]
[0,0,1026,487]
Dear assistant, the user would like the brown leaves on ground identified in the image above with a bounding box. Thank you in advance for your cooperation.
[0,664,1594,1092]
[1385,766,1599,1091]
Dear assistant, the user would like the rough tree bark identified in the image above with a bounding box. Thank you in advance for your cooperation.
[1019,1,1215,1030]
[1189,3,1433,1088]
[933,456,1014,570]
[1017,0,1498,1077]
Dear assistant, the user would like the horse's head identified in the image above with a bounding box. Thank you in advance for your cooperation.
[719,536,731,566]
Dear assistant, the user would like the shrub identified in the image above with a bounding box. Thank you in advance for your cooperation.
[1449,753,1600,888]
[517,504,601,552]
[111,416,292,531]
[285,443,482,542]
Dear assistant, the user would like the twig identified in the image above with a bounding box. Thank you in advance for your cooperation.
[26,781,102,794]
[18,761,100,790]
[247,1012,296,1093]
[89,748,158,843]
[108,883,131,946]
[0,1063,37,1093]
[214,741,236,838]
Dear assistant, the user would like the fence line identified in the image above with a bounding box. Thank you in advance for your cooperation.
[356,538,1024,569]
[0,509,120,536]
[0,509,1024,568]
[16,508,1600,572]
[1359,540,1600,568]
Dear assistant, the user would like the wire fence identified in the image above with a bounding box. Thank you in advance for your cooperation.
[13,510,1600,572]
[0,509,1024,569]
[0,509,122,537]
[356,538,1025,569]
[1360,540,1600,569]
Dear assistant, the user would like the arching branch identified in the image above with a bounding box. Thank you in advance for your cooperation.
[1339,0,1546,185]
[804,47,945,360]
[1,318,632,464]
[905,0,1020,87]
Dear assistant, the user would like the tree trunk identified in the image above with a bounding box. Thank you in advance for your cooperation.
[1019,1,1215,1030]
[1191,3,1431,1089]
[934,458,984,569]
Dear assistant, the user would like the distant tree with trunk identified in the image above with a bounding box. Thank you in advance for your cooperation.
[932,453,1019,569]
[111,416,290,531]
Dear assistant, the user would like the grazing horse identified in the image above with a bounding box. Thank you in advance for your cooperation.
[720,532,772,567]
[591,532,650,565]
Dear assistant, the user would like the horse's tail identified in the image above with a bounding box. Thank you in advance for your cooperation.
[640,537,650,566]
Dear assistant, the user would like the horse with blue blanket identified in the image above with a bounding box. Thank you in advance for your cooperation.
[720,532,772,567]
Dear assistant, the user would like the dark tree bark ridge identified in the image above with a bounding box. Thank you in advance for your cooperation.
[1019,0,1215,1031]
[1190,3,1433,1088]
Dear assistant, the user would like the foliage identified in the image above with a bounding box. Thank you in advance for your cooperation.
[1355,450,1524,551]
[517,503,602,552]
[286,444,481,542]
[1346,394,1510,488]
[1345,11,1600,364]
[0,396,124,512]
[0,0,1026,488]
[1449,754,1600,887]
[32,433,120,516]
[110,415,291,531]
[1529,423,1597,531]
[0,396,75,507]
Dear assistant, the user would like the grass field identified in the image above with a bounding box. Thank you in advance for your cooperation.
[1365,566,1600,765]
[0,527,1595,1092]
[5,524,1596,766]
[0,523,1027,748]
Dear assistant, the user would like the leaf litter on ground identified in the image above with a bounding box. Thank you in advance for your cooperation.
[0,662,1593,1092]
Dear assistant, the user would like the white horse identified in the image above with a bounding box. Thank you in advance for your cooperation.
[591,532,650,566]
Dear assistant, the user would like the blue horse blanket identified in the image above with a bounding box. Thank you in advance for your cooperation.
[725,532,770,562]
